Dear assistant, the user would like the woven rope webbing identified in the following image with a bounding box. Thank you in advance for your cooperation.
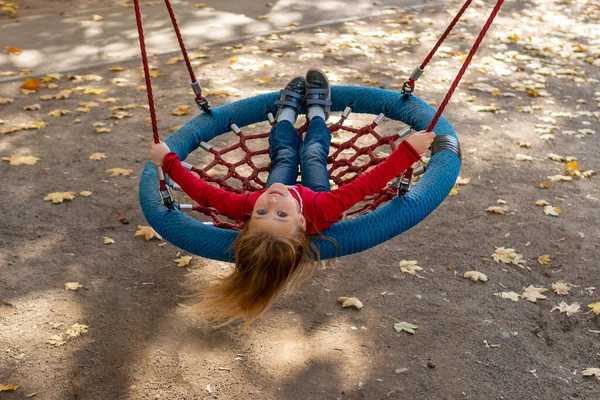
[186,115,406,229]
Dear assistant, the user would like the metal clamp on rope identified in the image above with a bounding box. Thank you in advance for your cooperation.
[266,107,275,125]
[431,135,462,162]
[342,103,354,119]
[401,66,424,97]
[229,120,241,135]
[397,168,414,197]
[191,80,211,114]
[155,166,176,210]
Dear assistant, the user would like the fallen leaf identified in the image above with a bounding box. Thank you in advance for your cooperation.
[118,215,129,224]
[65,323,88,339]
[92,15,104,21]
[582,368,600,380]
[393,321,418,335]
[149,71,160,78]
[110,66,127,71]
[79,191,92,197]
[106,168,133,176]
[552,281,571,295]
[0,383,19,392]
[47,335,67,347]
[96,127,112,134]
[521,285,548,302]
[24,103,40,111]
[547,153,564,162]
[464,271,488,282]
[171,105,191,116]
[547,175,572,182]
[535,199,549,206]
[5,46,23,55]
[0,97,14,105]
[537,255,551,265]
[516,154,533,161]
[535,182,550,189]
[399,260,423,275]
[174,255,192,267]
[135,225,162,241]
[2,155,40,165]
[44,192,76,204]
[337,296,364,310]
[588,303,600,315]
[89,153,107,161]
[485,206,507,215]
[103,237,115,245]
[64,282,83,291]
[500,291,520,301]
[543,205,562,217]
[551,302,580,316]
[20,78,40,91]
[456,176,471,185]
[492,247,525,266]
[48,109,69,117]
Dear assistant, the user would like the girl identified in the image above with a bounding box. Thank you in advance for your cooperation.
[149,69,435,328]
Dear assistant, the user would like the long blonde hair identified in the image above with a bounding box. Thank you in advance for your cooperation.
[193,222,319,329]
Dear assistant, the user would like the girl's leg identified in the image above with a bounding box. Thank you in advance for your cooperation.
[265,120,301,187]
[300,116,331,192]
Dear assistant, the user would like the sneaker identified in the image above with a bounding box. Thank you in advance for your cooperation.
[274,77,306,123]
[305,68,331,121]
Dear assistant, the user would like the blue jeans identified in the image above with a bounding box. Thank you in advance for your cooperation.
[266,117,331,192]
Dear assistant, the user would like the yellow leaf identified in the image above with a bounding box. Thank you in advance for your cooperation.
[135,225,162,241]
[48,109,69,117]
[83,87,108,95]
[500,291,520,301]
[254,77,271,84]
[2,155,40,165]
[171,105,191,116]
[588,302,600,315]
[399,260,423,275]
[79,191,92,197]
[64,282,83,291]
[456,176,471,185]
[65,323,88,338]
[174,255,192,267]
[96,127,112,134]
[166,57,182,64]
[565,161,579,174]
[20,78,40,91]
[537,255,551,265]
[535,199,549,206]
[170,124,183,133]
[92,15,104,21]
[521,285,548,302]
[230,56,238,62]
[24,103,40,110]
[492,247,525,266]
[48,335,67,346]
[44,191,76,204]
[89,153,107,161]
[337,296,364,310]
[464,271,488,282]
[110,111,133,119]
[110,66,127,71]
[106,168,133,176]
[0,383,19,391]
[448,185,458,196]
[0,97,14,104]
[103,237,115,245]
[527,88,540,97]
[120,2,134,7]
[149,71,161,78]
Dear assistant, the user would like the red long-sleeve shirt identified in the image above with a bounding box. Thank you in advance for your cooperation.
[163,140,421,234]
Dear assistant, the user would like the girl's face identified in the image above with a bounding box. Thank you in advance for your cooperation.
[250,183,306,237]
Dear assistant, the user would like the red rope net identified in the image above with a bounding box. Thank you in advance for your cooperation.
[184,111,410,229]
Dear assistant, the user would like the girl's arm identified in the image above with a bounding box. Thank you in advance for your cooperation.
[163,153,249,221]
[314,140,422,223]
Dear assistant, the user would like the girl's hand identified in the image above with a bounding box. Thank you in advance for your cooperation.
[406,130,436,155]
[149,141,171,166]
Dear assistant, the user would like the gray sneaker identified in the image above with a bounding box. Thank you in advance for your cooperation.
[274,76,306,123]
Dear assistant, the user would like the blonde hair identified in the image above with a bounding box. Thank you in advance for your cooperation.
[193,222,319,329]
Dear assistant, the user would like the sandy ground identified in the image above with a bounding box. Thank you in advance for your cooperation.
[1,0,600,399]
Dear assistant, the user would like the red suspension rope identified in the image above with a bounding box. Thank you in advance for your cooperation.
[405,0,474,91]
[163,0,197,83]
[427,0,505,131]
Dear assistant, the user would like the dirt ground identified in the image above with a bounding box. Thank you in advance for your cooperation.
[1,0,600,399]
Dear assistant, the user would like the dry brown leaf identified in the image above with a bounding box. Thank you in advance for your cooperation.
[547,175,572,182]
[24,103,40,111]
[79,191,92,197]
[0,97,14,105]
[96,127,112,134]
[20,78,40,91]
[456,176,471,185]
[0,383,19,392]
[106,168,133,176]
[171,105,191,116]
[486,206,507,215]
[44,192,76,204]
[521,285,548,302]
[65,323,88,339]
[135,225,162,241]
[5,46,23,55]
[588,303,600,315]
[535,199,549,206]
[500,291,520,301]
[582,368,600,380]
[103,237,115,245]
[2,155,40,165]
[48,109,69,117]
